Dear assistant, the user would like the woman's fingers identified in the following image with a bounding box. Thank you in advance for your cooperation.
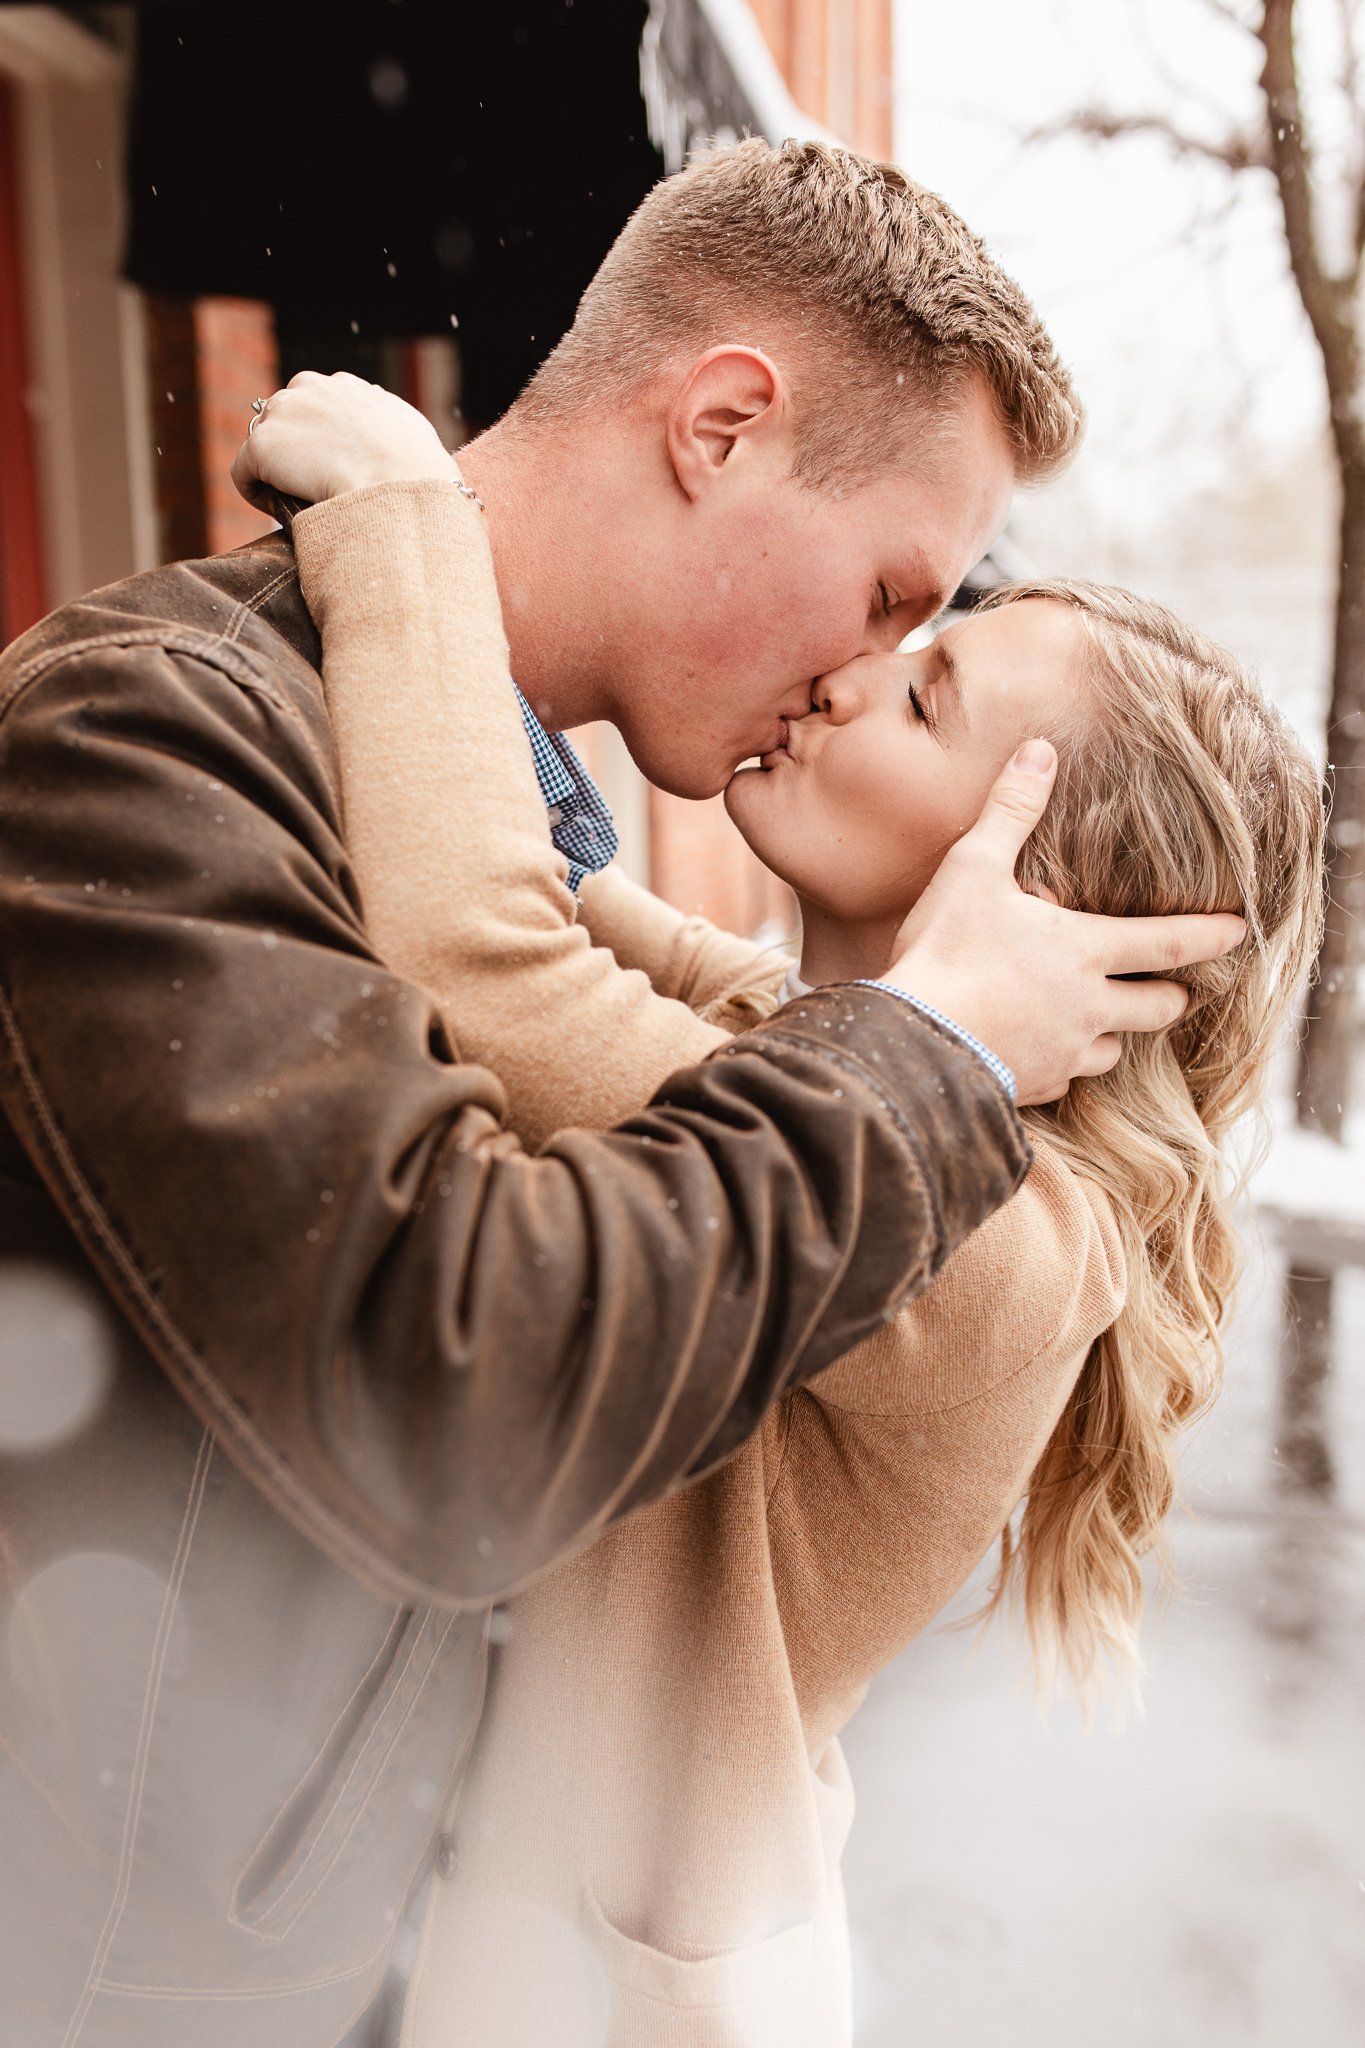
[230,407,283,508]
[230,371,460,509]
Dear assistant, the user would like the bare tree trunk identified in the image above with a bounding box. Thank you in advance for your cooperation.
[1295,477,1365,1138]
[1278,1264,1337,1494]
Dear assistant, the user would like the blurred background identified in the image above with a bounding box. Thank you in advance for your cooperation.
[1,3,1360,2040]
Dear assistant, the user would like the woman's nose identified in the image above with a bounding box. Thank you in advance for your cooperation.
[812,663,865,724]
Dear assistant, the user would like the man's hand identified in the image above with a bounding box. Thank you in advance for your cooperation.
[231,370,461,512]
[883,739,1246,1106]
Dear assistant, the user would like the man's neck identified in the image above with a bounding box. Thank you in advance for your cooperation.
[459,418,623,734]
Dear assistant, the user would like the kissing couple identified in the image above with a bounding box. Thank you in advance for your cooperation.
[0,140,1320,2048]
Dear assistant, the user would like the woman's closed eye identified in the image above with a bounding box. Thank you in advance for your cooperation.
[907,677,932,727]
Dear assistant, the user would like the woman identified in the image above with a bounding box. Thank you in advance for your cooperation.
[241,381,1322,2048]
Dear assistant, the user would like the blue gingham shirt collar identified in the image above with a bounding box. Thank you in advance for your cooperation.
[515,685,618,894]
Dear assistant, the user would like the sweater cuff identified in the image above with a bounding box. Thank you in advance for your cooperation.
[291,478,495,635]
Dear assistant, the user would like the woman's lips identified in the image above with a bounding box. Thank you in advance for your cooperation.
[759,717,793,770]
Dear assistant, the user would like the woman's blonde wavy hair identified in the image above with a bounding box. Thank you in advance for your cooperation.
[971,579,1325,1705]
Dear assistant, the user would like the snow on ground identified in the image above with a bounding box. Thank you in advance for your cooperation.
[842,1133,1365,2046]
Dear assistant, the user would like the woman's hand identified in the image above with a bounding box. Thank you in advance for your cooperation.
[231,370,463,511]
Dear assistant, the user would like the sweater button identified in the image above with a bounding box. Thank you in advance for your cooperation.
[435,1831,460,1881]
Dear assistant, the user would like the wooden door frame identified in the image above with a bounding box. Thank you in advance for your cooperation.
[0,8,156,623]
[0,70,45,641]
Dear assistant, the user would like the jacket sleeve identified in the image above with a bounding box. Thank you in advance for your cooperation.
[0,623,1031,1610]
[293,482,758,1151]
[764,1143,1127,1748]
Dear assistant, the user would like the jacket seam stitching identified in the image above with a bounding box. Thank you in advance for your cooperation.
[96,1935,391,2000]
[3,627,282,712]
[265,1612,460,1935]
[219,562,300,647]
[226,1602,410,1925]
[242,1613,441,1932]
[60,1428,214,2046]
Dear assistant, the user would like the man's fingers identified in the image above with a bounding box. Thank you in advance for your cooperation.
[1099,977,1189,1037]
[1079,1034,1124,1078]
[959,739,1057,867]
[1095,909,1247,977]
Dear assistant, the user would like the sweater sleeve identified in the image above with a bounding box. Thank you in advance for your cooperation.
[292,480,734,1150]
[764,1142,1127,1747]
[576,865,792,1019]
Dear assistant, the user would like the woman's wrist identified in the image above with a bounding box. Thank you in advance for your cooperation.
[324,453,463,498]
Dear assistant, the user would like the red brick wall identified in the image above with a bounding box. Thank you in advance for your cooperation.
[650,789,795,937]
[146,295,279,563]
[195,299,281,554]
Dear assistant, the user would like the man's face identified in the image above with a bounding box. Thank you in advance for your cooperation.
[609,376,1017,800]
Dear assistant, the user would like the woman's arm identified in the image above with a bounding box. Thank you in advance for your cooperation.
[292,479,755,1149]
[576,865,792,1020]
[763,1143,1127,1747]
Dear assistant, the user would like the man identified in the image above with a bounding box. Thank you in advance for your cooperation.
[0,141,1239,2045]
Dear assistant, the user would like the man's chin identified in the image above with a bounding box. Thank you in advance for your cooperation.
[625,740,734,803]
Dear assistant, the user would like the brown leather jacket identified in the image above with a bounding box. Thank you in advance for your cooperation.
[0,535,1029,2046]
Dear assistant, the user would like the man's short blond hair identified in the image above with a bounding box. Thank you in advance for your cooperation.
[516,138,1082,488]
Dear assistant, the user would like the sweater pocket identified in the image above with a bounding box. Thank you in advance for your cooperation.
[583,1891,818,2047]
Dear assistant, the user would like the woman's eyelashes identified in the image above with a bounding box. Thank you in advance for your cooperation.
[906,677,931,727]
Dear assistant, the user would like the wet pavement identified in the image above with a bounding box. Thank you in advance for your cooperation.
[842,1225,1365,2046]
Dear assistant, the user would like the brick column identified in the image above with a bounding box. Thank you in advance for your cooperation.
[145,295,280,563]
[649,789,795,939]
[195,299,282,554]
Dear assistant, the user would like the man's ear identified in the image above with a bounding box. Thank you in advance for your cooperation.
[665,345,788,501]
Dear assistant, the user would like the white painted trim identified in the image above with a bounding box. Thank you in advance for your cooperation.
[642,0,838,170]
[0,8,124,88]
[15,76,81,603]
[692,0,838,147]
[10,41,152,603]
[118,287,159,576]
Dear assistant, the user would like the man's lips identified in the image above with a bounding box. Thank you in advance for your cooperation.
[758,716,795,769]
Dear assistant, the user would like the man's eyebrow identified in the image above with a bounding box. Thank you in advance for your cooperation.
[934,640,968,729]
[900,546,948,622]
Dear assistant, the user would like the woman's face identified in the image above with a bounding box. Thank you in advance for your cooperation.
[724,598,1087,927]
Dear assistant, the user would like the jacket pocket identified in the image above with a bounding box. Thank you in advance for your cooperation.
[584,1891,815,2044]
[230,1604,455,1940]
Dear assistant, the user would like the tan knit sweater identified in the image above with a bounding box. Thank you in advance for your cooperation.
[292,482,1127,2048]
